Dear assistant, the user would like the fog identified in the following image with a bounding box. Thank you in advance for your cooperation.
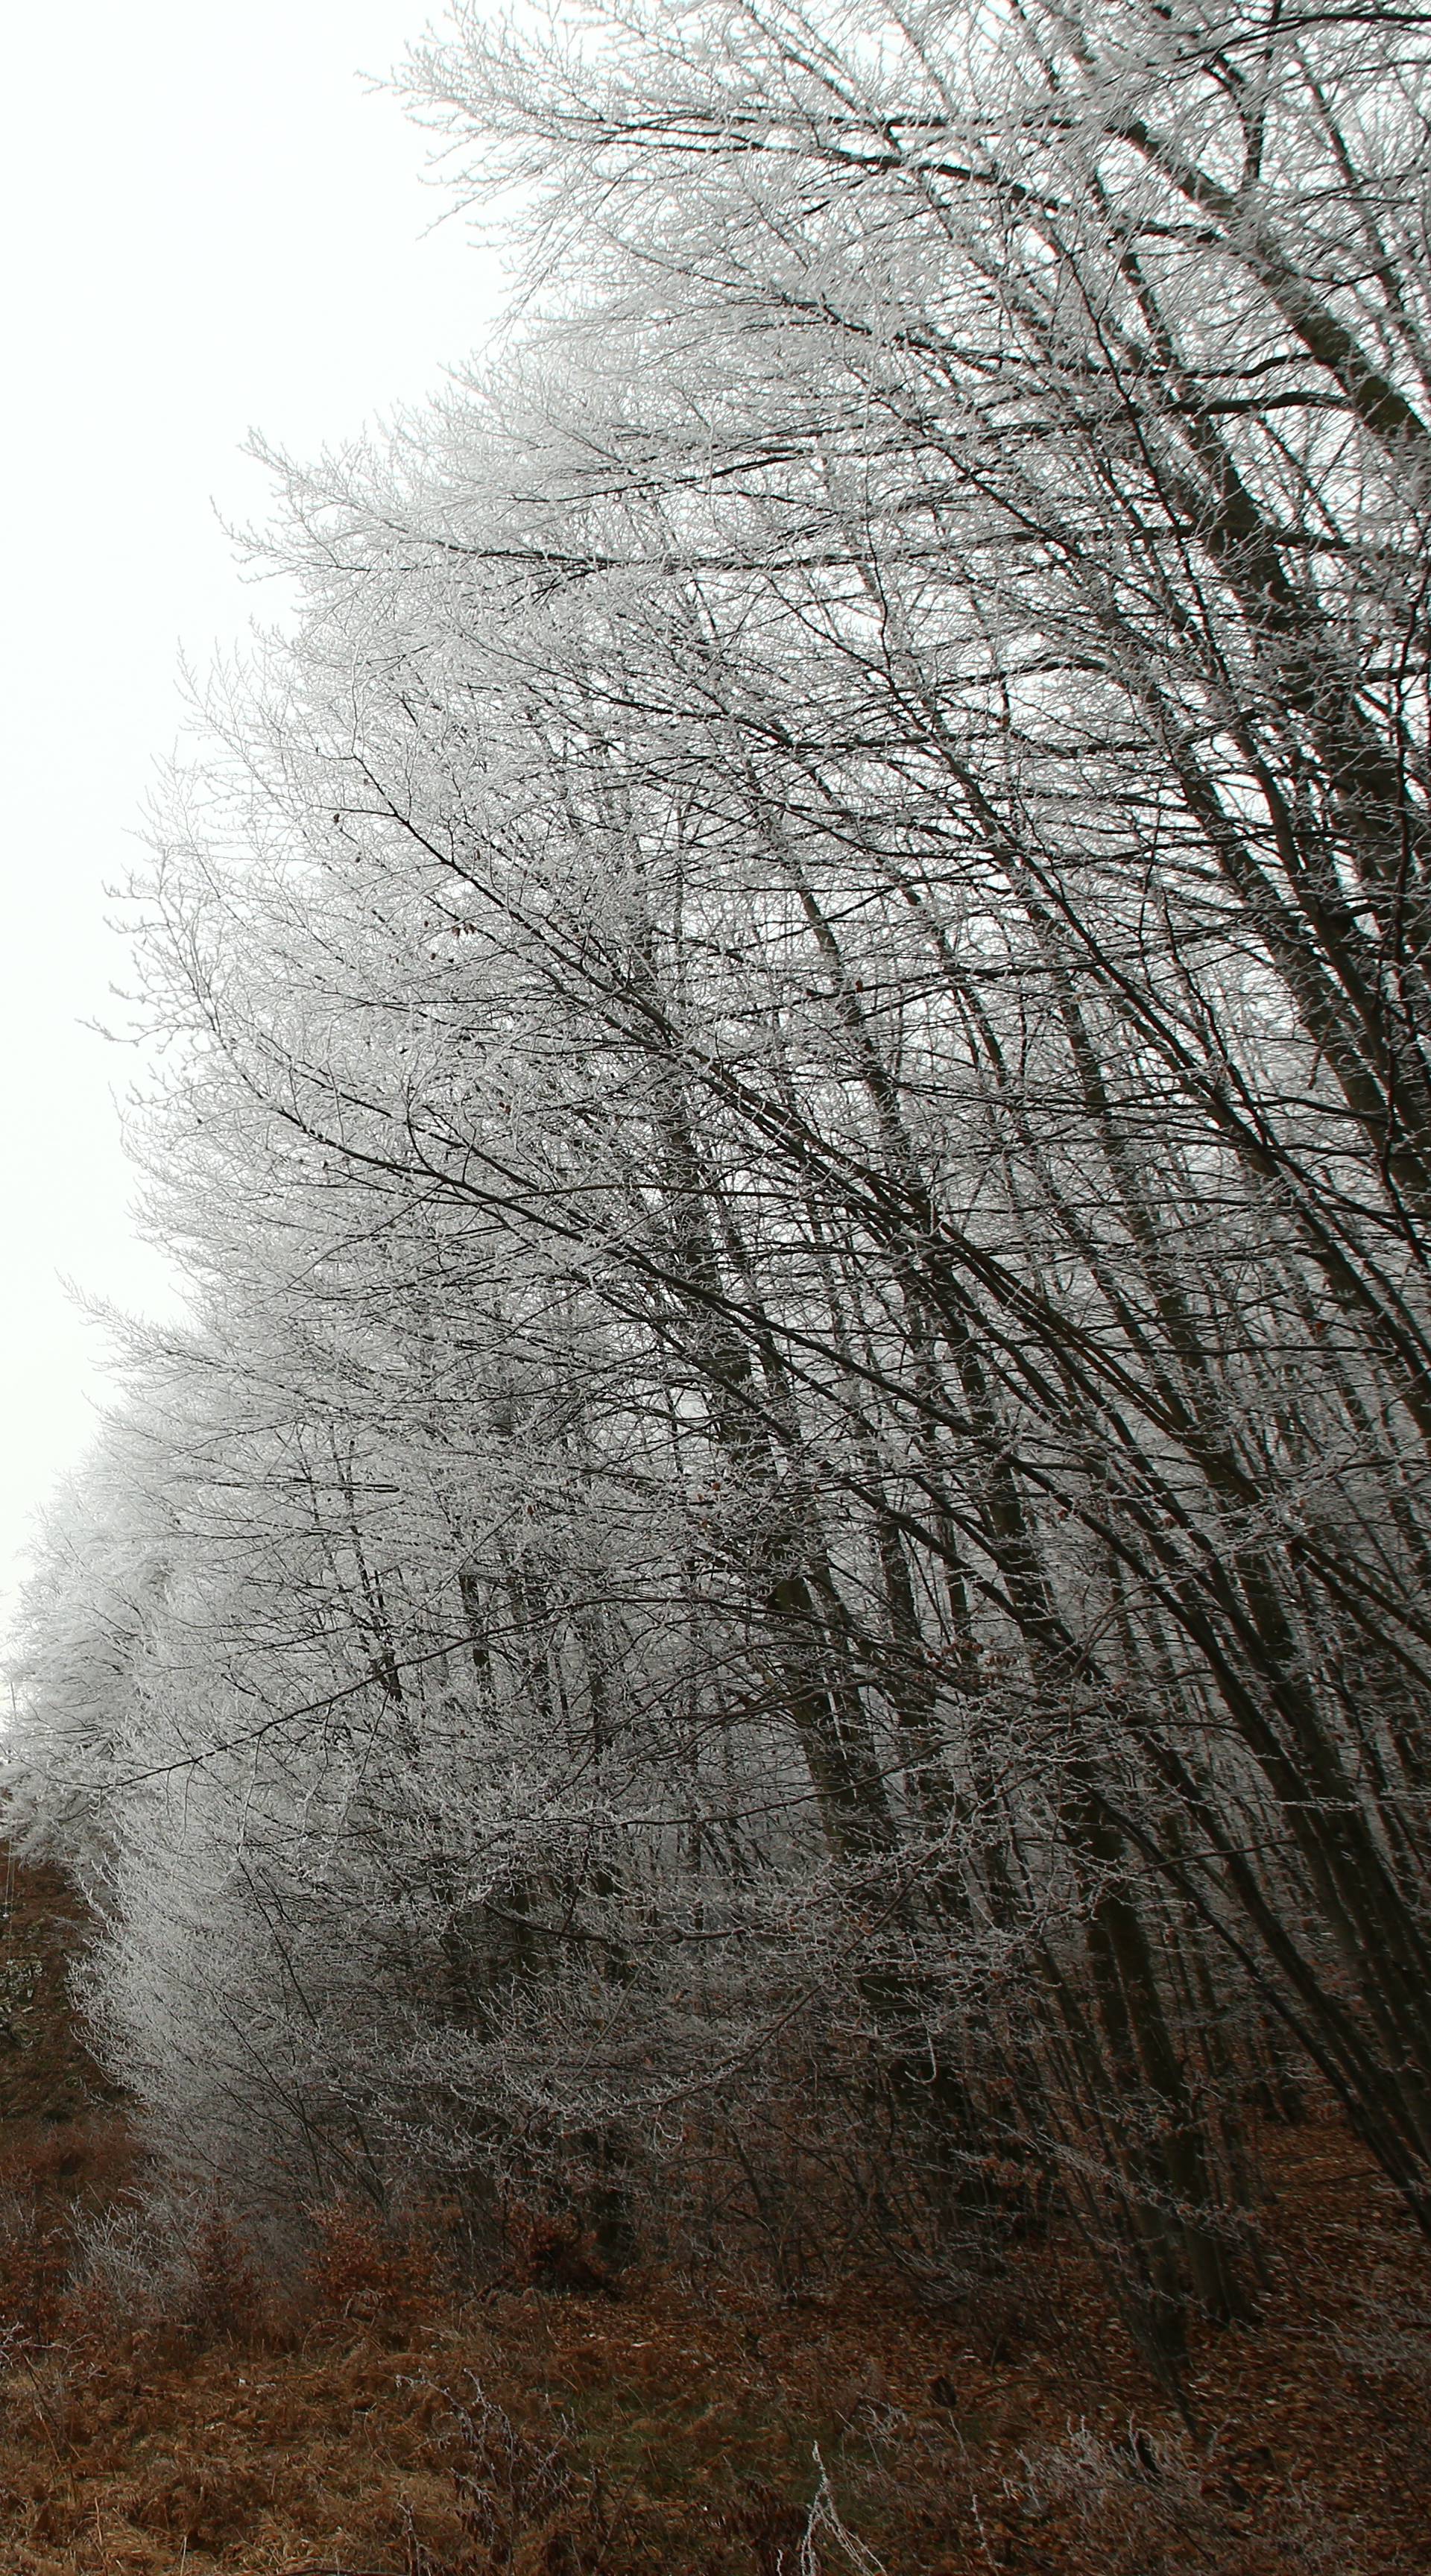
[0,1,493,1617]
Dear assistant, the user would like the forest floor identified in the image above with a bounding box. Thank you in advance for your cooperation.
[0,1857,1426,2573]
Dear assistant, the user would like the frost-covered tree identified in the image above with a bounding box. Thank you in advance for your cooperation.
[10,0,1431,2352]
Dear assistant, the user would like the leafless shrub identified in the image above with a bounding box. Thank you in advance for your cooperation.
[70,2175,268,2348]
[1018,2420,1355,2576]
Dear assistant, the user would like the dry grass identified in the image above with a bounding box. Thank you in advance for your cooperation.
[0,2110,1416,2574]
[0,1860,1427,2572]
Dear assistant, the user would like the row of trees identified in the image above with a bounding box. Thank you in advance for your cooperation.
[10,0,1431,2366]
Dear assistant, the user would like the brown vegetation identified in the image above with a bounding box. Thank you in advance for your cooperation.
[0,1857,1427,2572]
[0,2087,1425,2572]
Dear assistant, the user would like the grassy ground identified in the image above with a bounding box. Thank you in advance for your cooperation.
[0,1859,1427,2573]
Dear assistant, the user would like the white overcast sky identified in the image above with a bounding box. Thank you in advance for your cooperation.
[0,1,496,1621]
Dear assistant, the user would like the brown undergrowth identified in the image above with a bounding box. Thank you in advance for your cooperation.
[0,1861,1426,2572]
[0,2112,1417,2574]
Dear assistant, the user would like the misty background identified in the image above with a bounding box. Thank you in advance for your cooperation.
[0,0,490,1619]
